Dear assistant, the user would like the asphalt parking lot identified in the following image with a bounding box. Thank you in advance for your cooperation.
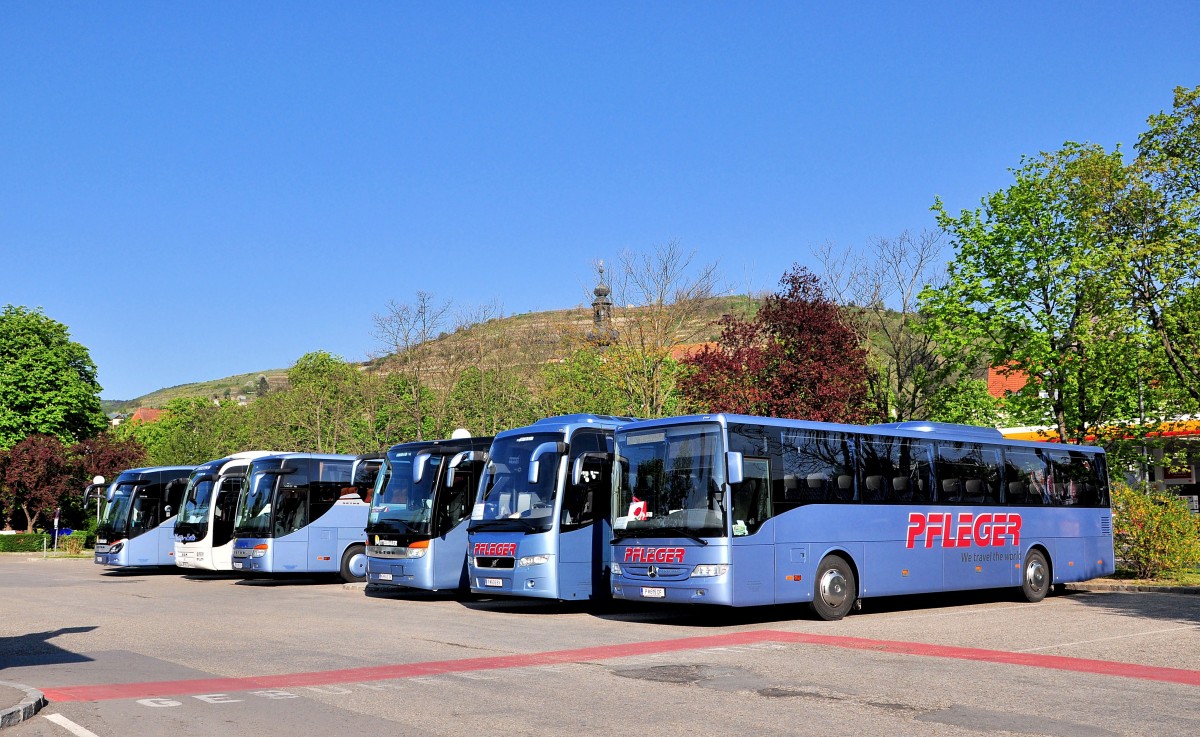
[2,556,1198,737]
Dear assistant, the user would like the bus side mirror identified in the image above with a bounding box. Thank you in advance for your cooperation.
[528,442,567,485]
[726,451,744,486]
[412,452,433,484]
[448,450,485,487]
[572,452,612,486]
[164,505,173,519]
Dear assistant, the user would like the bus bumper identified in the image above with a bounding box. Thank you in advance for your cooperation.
[611,576,735,605]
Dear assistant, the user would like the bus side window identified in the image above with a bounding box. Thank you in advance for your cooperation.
[731,458,770,536]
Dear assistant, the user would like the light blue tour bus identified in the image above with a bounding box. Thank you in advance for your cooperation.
[467,414,634,601]
[231,452,382,582]
[610,415,1113,619]
[94,466,197,568]
[365,432,494,591]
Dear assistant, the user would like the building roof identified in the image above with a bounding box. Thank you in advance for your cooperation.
[987,365,1029,398]
[129,408,164,424]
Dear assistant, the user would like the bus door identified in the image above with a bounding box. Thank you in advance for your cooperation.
[156,475,188,564]
[432,452,483,589]
[730,458,774,606]
[272,463,311,571]
[558,429,613,600]
[727,424,777,606]
[308,466,350,572]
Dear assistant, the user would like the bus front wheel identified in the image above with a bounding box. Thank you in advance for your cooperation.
[810,554,857,621]
[340,544,367,584]
[1020,549,1050,603]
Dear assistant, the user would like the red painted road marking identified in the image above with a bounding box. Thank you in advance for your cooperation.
[41,629,1200,702]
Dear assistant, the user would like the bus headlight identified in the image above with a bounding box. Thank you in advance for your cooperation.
[253,544,268,558]
[403,547,427,559]
[108,542,124,554]
[691,564,728,577]
[518,555,550,567]
[610,561,622,575]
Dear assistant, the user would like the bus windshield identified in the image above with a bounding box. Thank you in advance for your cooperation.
[233,458,287,537]
[613,422,727,539]
[470,432,562,532]
[175,470,217,540]
[98,481,143,537]
[369,450,441,535]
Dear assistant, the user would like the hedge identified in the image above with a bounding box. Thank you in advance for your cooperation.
[1111,482,1200,579]
[0,533,51,552]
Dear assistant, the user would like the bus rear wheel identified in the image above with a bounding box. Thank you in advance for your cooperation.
[810,554,856,621]
[1020,549,1050,603]
[340,544,367,584]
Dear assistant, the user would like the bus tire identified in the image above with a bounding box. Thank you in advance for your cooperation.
[810,554,856,621]
[340,544,367,584]
[1020,549,1050,603]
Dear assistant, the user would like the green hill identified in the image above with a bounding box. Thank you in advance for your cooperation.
[103,294,759,412]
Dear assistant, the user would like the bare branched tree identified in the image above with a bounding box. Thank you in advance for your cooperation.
[609,240,722,417]
[816,230,951,421]
[372,291,453,439]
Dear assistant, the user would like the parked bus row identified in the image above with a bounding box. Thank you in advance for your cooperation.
[92,413,1115,619]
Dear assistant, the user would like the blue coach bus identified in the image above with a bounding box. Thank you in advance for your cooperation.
[231,453,382,582]
[610,415,1113,619]
[94,466,196,568]
[467,414,634,601]
[365,432,493,591]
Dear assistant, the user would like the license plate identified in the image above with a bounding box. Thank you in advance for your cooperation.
[485,578,503,587]
[641,587,666,598]
[233,562,243,569]
[378,573,393,581]
[95,556,103,563]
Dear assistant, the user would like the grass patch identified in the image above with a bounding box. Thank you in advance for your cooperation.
[1109,568,1200,586]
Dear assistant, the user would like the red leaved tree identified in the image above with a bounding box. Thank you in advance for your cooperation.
[3,435,75,532]
[72,434,145,487]
[680,265,874,423]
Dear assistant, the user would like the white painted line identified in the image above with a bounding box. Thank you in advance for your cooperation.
[1016,625,1198,653]
[42,713,103,737]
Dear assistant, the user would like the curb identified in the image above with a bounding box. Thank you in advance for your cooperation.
[0,681,46,729]
[342,581,367,592]
[1065,582,1200,595]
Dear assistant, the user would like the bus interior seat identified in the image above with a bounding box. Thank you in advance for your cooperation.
[805,473,830,501]
[836,474,854,500]
[782,474,800,501]
[1008,481,1027,503]
[941,478,961,502]
[864,475,885,502]
[516,492,534,514]
[964,479,984,503]
[891,476,912,501]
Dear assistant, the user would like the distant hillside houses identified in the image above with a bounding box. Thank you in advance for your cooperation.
[108,407,164,427]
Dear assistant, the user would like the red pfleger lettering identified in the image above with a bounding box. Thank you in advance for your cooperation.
[904,512,1022,549]
[473,542,517,557]
[622,547,686,563]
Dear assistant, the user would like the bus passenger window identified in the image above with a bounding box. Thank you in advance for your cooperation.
[731,458,771,535]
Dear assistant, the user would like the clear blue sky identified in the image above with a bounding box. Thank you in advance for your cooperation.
[2,2,1197,400]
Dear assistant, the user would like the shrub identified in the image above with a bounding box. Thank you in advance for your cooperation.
[0,532,51,552]
[1111,482,1200,579]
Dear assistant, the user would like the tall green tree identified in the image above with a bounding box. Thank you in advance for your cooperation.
[0,305,106,450]
[925,144,1145,441]
[284,351,364,453]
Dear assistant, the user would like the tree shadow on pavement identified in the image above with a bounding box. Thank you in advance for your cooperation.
[1053,588,1200,625]
[0,626,97,672]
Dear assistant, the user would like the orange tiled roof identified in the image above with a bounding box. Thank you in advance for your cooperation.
[129,408,164,424]
[987,365,1028,398]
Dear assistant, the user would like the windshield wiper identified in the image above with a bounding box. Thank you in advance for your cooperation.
[469,518,537,532]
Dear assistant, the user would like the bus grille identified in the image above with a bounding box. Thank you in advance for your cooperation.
[1101,515,1112,535]
[474,556,515,569]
